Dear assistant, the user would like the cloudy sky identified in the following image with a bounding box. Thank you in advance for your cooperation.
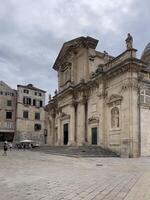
[0,0,149,99]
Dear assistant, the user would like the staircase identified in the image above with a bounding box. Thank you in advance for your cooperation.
[33,146,119,157]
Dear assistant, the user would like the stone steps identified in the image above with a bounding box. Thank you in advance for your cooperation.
[33,146,119,157]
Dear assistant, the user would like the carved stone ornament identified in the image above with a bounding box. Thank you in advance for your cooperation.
[97,90,108,99]
[88,116,99,124]
[107,94,123,106]
[59,112,70,120]
[121,79,138,92]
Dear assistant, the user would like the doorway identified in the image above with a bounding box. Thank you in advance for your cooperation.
[92,127,97,145]
[63,123,68,145]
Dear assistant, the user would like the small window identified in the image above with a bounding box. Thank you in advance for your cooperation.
[33,99,36,106]
[39,93,42,96]
[35,112,40,120]
[5,92,8,95]
[0,91,3,95]
[40,101,43,107]
[7,100,12,106]
[34,124,41,131]
[140,95,144,103]
[35,92,37,95]
[140,89,150,104]
[6,111,12,119]
[23,111,28,119]
[24,89,29,94]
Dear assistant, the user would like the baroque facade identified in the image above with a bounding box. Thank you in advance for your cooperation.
[46,35,150,158]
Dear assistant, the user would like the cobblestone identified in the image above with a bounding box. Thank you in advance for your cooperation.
[0,150,150,199]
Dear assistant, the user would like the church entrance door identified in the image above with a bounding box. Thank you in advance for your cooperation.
[63,123,68,145]
[92,127,97,145]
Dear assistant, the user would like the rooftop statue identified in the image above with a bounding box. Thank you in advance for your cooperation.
[125,33,133,49]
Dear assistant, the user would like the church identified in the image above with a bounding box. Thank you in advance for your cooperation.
[45,34,150,158]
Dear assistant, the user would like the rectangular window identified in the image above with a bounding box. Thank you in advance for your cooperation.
[40,101,43,107]
[23,111,28,119]
[6,111,12,119]
[35,112,40,120]
[33,99,36,106]
[23,97,31,105]
[140,89,150,104]
[33,100,43,107]
[39,93,42,96]
[34,124,41,131]
[140,95,144,103]
[35,92,37,95]
[24,89,29,94]
[7,100,12,106]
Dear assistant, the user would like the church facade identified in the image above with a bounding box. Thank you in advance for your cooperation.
[46,35,150,158]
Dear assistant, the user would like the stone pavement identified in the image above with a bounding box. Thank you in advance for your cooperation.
[0,150,150,200]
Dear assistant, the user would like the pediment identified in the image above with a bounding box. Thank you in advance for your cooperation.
[53,36,98,71]
[88,116,99,124]
[107,94,123,104]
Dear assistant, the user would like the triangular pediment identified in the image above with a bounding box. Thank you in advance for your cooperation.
[107,94,123,104]
[53,36,99,71]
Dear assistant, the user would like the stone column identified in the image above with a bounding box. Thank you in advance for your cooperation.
[57,117,61,145]
[51,117,55,145]
[120,73,140,158]
[68,103,76,146]
[77,100,85,145]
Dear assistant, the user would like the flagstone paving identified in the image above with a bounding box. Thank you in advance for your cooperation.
[0,150,150,200]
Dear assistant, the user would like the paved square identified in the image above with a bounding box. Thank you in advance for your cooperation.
[0,150,150,200]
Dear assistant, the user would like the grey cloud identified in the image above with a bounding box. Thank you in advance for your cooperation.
[0,0,149,100]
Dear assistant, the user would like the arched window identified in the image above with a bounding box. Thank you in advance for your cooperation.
[111,107,119,128]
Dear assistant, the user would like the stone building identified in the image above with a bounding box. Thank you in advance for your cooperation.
[0,81,17,142]
[16,84,47,145]
[45,35,150,158]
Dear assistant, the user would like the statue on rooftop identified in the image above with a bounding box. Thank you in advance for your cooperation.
[125,33,133,49]
[54,89,58,95]
[103,51,109,63]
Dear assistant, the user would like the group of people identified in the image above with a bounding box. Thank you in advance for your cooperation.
[2,141,33,156]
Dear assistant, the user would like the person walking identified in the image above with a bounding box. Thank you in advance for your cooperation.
[3,141,8,156]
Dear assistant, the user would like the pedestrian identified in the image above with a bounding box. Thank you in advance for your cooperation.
[3,141,8,156]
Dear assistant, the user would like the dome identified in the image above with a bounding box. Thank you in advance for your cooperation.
[141,43,150,63]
